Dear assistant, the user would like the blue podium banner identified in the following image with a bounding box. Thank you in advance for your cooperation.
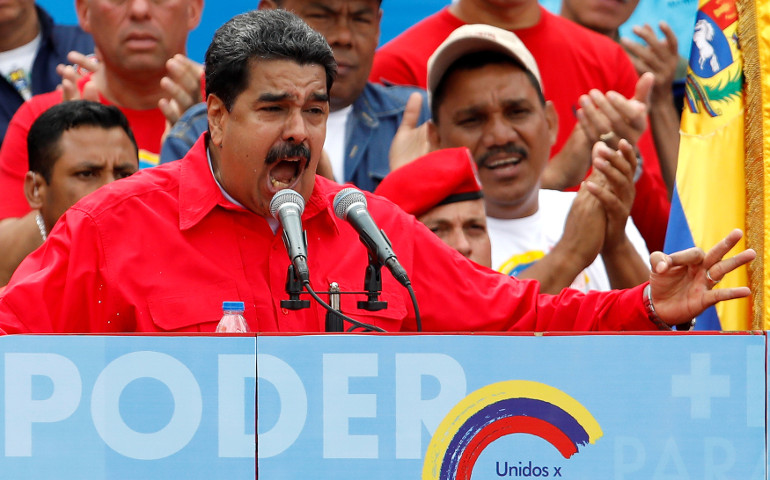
[1,335,255,479]
[257,333,766,479]
[0,333,766,479]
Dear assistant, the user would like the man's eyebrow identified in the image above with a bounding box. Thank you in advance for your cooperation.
[452,98,529,118]
[307,2,375,15]
[308,2,336,13]
[258,92,293,102]
[257,92,329,103]
[425,219,450,226]
[452,105,485,118]
[500,98,530,108]
[115,162,139,171]
[71,161,104,170]
[310,92,329,103]
[350,5,377,15]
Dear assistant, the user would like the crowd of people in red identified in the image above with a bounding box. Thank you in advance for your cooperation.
[0,1,753,334]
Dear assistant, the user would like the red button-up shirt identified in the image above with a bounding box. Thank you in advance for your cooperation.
[0,136,656,334]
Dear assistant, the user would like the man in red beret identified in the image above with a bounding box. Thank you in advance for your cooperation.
[375,147,492,268]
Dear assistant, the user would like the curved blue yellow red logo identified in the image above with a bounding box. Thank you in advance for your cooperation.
[497,251,545,278]
[422,380,602,480]
[139,149,160,169]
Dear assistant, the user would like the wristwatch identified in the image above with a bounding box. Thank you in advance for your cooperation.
[642,284,696,331]
[642,284,671,331]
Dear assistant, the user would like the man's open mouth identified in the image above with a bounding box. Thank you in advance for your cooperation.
[483,156,523,170]
[265,142,311,190]
[269,157,306,189]
[478,144,527,170]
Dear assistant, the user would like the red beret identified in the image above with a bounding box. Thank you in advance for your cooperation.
[374,147,483,217]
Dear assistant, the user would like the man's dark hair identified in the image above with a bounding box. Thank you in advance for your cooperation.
[205,9,337,111]
[27,100,138,182]
[431,51,545,122]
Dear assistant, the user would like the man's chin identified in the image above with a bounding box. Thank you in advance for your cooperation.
[119,46,176,68]
[329,87,360,112]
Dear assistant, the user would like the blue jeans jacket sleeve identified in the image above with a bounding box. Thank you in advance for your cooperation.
[160,103,208,164]
[343,83,429,192]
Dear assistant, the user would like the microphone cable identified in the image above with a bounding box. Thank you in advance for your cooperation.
[302,280,386,333]
[406,283,422,332]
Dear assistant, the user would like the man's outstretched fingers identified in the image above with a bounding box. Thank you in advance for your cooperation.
[707,248,757,283]
[708,285,751,305]
[703,229,744,267]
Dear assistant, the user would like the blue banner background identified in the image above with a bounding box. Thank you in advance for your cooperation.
[0,333,764,479]
[258,334,765,479]
[1,335,255,479]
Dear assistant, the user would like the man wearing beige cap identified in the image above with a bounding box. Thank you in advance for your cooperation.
[375,147,492,268]
[425,24,651,294]
[371,0,670,256]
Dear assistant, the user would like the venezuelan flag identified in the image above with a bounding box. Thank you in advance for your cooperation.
[664,0,751,329]
[743,0,770,329]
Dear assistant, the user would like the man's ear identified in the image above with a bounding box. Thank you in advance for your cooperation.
[544,100,559,149]
[207,94,227,148]
[427,120,441,150]
[258,0,278,10]
[24,172,45,210]
[375,8,382,43]
[187,0,204,31]
[75,0,91,33]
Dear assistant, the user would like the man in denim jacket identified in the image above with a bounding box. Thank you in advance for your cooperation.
[0,3,94,145]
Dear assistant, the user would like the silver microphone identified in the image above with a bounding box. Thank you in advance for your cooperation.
[333,187,411,287]
[270,189,309,282]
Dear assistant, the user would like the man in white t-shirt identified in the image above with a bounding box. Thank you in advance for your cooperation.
[486,188,649,292]
[426,24,651,294]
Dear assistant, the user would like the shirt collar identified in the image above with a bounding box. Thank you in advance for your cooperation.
[179,135,239,230]
[207,148,244,207]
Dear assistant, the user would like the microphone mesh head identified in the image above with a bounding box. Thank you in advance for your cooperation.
[333,187,367,220]
[269,189,305,219]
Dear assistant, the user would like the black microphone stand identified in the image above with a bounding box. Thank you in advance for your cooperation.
[357,255,388,311]
[281,264,310,310]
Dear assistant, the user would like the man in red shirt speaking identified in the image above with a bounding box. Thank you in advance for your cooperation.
[0,9,754,334]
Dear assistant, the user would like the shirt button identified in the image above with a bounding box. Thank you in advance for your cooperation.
[281,308,289,315]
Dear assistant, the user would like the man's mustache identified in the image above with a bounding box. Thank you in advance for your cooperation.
[265,142,310,164]
[477,144,527,167]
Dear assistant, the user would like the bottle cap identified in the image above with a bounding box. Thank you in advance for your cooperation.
[222,301,245,312]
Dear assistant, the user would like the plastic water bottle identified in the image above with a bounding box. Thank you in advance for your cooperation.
[216,301,250,333]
